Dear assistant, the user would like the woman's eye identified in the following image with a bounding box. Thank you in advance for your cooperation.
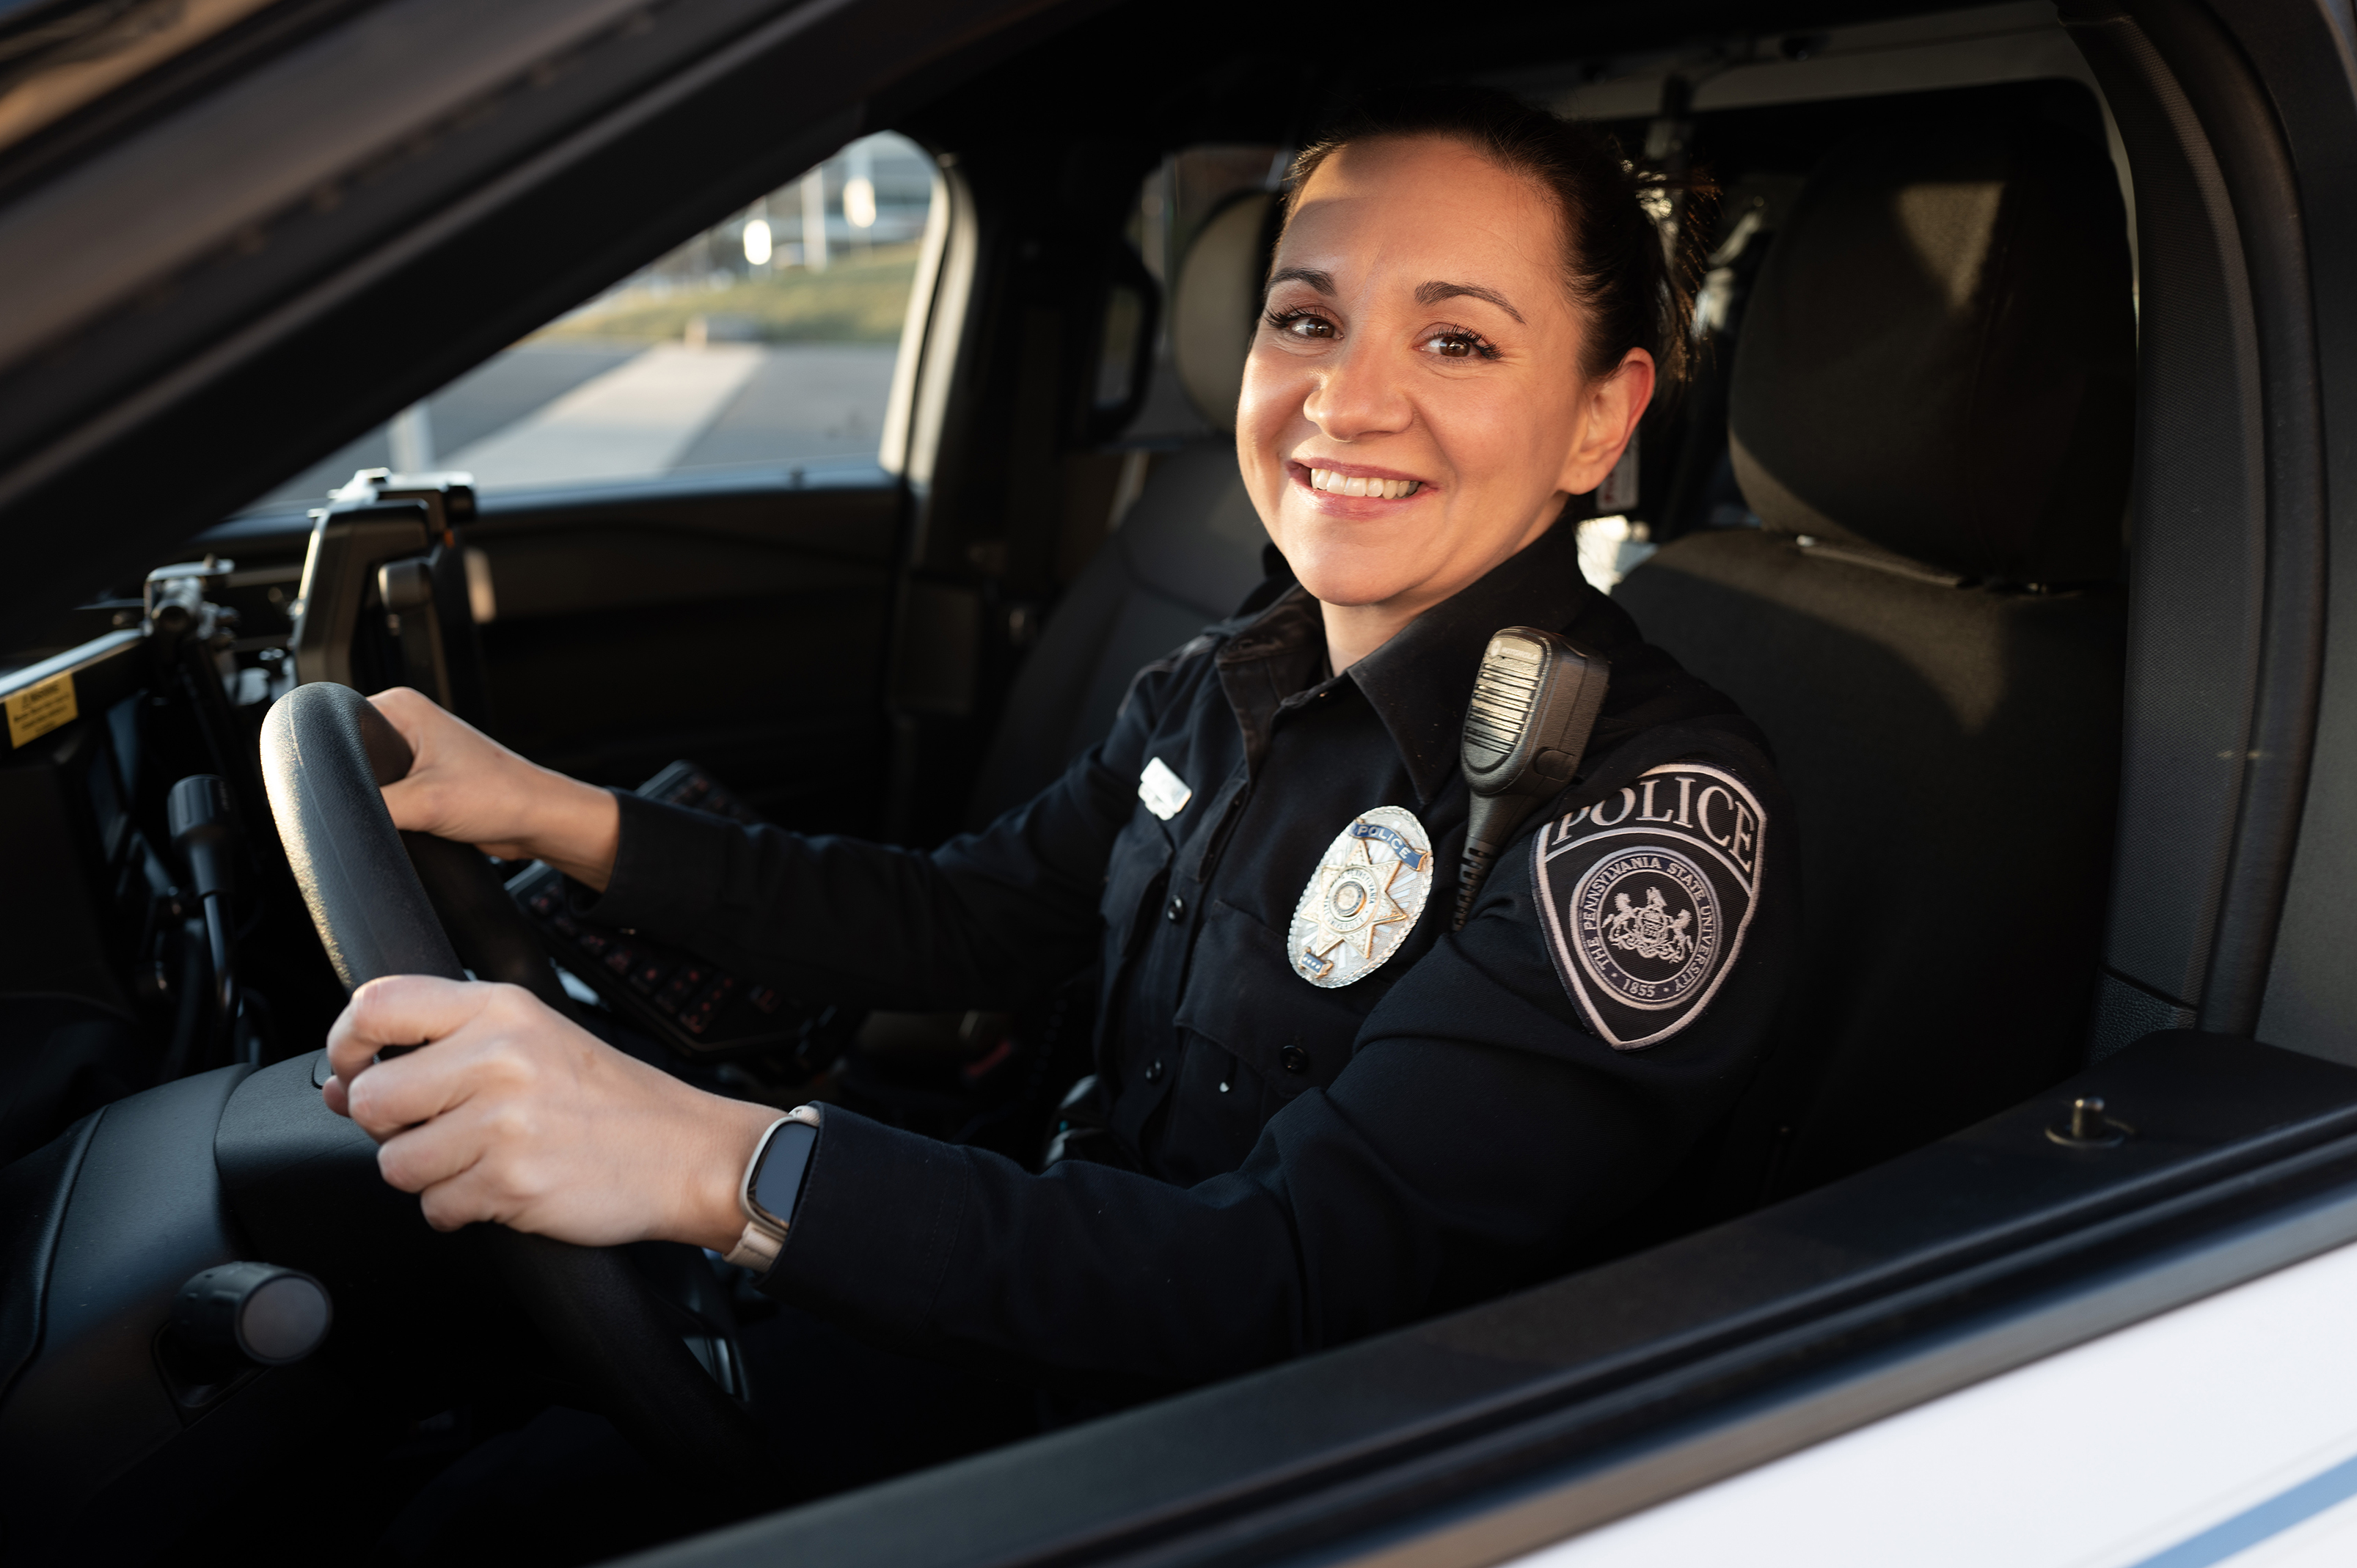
[1422,330,1489,359]
[1267,309,1336,340]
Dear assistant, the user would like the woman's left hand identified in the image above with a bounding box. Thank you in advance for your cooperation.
[321,975,779,1252]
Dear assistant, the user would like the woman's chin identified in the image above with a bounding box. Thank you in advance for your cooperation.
[1276,507,1440,597]
[1290,559,1428,610]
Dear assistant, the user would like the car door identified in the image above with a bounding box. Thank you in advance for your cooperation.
[194,135,949,832]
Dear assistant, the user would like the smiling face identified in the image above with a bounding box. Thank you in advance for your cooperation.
[1237,134,1653,664]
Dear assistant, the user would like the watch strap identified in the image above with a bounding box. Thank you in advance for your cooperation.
[722,1223,782,1272]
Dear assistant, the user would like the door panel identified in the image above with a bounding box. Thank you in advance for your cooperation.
[464,477,902,832]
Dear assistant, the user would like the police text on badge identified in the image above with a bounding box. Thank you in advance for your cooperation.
[1532,763,1766,1049]
[1289,805,1433,989]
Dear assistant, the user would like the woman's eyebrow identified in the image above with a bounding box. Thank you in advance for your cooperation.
[1268,265,1337,294]
[1416,280,1524,324]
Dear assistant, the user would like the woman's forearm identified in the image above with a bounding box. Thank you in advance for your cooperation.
[519,772,623,891]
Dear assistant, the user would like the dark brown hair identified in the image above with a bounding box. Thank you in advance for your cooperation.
[1280,87,1710,400]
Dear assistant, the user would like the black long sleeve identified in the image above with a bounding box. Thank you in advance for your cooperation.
[764,791,1788,1386]
[585,711,1150,1011]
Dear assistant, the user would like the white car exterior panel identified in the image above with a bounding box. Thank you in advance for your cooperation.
[1519,1237,2357,1568]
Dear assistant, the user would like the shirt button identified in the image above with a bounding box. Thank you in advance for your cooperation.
[1165,895,1186,922]
[1145,1058,1166,1084]
[1281,1047,1309,1074]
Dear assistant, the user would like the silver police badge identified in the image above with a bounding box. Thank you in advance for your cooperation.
[1288,805,1434,988]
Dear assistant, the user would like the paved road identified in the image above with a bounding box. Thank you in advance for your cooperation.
[445,343,767,487]
[245,340,899,510]
[669,343,896,469]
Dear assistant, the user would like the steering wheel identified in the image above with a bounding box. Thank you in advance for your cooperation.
[258,681,770,1493]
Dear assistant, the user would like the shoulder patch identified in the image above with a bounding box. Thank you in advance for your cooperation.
[1531,763,1766,1050]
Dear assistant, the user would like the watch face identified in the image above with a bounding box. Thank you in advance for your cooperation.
[750,1119,819,1230]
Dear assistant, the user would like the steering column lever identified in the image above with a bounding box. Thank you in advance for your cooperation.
[154,1261,332,1415]
[172,1261,333,1366]
[167,773,247,1064]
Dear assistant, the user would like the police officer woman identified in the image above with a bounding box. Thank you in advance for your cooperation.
[324,89,1791,1395]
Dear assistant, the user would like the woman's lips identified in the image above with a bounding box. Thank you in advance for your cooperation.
[1293,463,1425,500]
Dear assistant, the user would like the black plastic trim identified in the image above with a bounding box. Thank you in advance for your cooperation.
[2234,0,2357,1058]
[0,0,388,208]
[194,458,902,571]
[0,1066,255,1559]
[0,1110,103,1413]
[2129,0,2328,1037]
[2067,2,2273,1027]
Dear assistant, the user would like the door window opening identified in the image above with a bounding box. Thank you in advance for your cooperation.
[244,133,938,508]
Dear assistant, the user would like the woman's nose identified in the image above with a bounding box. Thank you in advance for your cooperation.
[1301,338,1411,442]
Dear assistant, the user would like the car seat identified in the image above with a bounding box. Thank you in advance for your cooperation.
[1614,118,2136,1197]
[965,195,1277,825]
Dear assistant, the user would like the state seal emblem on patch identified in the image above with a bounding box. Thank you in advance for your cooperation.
[1533,763,1766,1049]
[1288,805,1433,989]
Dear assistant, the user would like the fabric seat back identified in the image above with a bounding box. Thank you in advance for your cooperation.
[967,194,1276,824]
[1614,118,2136,1194]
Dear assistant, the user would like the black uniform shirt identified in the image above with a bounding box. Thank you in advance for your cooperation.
[589,519,1792,1388]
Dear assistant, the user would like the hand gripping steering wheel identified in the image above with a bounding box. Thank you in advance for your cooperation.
[259,681,770,1495]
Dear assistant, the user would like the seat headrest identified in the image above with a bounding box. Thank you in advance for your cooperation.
[1729,122,2135,584]
[1172,191,1276,432]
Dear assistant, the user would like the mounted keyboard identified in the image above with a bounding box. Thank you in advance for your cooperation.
[504,761,848,1068]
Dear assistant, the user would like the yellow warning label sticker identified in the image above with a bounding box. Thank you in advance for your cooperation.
[6,670,77,748]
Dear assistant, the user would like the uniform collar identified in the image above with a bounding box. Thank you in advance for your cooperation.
[1217,519,1601,804]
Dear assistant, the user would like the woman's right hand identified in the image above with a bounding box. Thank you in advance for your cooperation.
[368,687,622,890]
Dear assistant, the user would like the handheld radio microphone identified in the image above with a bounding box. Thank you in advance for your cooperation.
[1455,628,1609,928]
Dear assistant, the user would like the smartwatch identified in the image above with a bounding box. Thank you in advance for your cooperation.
[722,1105,822,1272]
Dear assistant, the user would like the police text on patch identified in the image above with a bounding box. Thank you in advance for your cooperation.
[1532,763,1766,1050]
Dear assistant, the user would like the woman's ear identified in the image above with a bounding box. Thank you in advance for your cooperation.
[1556,348,1657,497]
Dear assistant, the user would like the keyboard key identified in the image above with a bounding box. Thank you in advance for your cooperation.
[657,964,708,1016]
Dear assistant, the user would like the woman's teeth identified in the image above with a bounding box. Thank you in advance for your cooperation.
[1308,467,1421,499]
